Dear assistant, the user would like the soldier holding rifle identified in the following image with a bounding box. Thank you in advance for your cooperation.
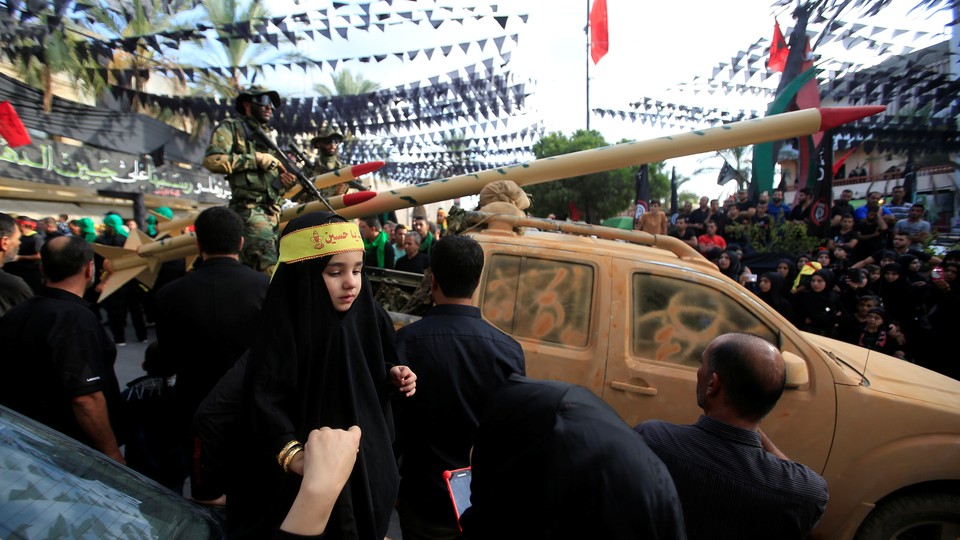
[203,85,297,274]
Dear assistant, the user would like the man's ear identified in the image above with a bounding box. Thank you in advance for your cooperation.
[706,372,720,396]
[430,274,439,292]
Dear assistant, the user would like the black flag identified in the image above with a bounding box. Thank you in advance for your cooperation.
[717,160,739,186]
[903,152,916,202]
[633,164,649,225]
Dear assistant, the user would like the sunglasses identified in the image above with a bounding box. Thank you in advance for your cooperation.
[250,94,276,107]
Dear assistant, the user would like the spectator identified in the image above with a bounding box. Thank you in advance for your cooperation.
[0,212,33,316]
[857,307,906,358]
[734,189,757,219]
[95,214,148,346]
[392,223,407,261]
[669,215,698,249]
[794,269,843,337]
[697,220,727,254]
[829,215,859,254]
[0,236,126,463]
[154,206,270,499]
[359,216,395,270]
[883,185,913,221]
[714,249,752,286]
[394,234,525,540]
[893,203,931,251]
[767,189,791,222]
[854,192,893,224]
[121,341,181,491]
[635,333,828,540]
[788,188,818,237]
[853,233,940,271]
[227,211,416,540]
[829,189,855,227]
[755,271,794,321]
[852,204,888,262]
[688,196,711,233]
[56,213,71,235]
[5,216,44,294]
[394,231,431,274]
[637,200,668,235]
[838,293,880,344]
[412,215,436,257]
[462,375,686,540]
[921,261,960,379]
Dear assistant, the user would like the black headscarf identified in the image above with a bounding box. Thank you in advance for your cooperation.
[230,211,401,540]
[459,375,686,540]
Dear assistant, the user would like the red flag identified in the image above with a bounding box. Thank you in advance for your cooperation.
[0,102,31,148]
[589,0,608,64]
[796,37,823,147]
[767,21,788,73]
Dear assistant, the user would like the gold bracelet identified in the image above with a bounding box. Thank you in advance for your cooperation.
[282,444,303,473]
[277,440,301,467]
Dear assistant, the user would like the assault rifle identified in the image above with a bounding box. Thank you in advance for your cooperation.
[287,144,369,192]
[248,123,334,212]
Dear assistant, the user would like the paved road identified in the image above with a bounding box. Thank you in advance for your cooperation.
[113,319,404,539]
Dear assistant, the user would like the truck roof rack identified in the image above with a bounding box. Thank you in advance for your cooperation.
[450,207,710,266]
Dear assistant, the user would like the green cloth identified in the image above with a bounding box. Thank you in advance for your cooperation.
[364,230,390,268]
[78,218,97,242]
[102,214,129,237]
[419,231,434,256]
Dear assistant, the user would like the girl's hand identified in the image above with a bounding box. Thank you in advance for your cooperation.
[390,365,417,397]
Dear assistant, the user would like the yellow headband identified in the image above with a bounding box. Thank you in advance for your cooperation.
[277,222,364,265]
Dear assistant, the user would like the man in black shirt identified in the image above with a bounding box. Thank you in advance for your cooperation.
[0,235,125,463]
[394,230,431,274]
[635,333,828,540]
[394,235,525,540]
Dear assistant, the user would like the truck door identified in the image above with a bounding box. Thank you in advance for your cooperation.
[604,261,836,472]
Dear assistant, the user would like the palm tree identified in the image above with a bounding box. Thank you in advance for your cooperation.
[314,69,381,97]
[81,0,195,113]
[176,0,305,98]
[2,5,104,113]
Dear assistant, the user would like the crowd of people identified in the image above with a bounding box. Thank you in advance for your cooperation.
[1,196,836,538]
[0,83,948,538]
[658,186,959,380]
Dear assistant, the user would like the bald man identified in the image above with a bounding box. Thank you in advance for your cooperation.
[634,333,828,540]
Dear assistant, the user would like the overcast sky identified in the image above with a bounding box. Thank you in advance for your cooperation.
[272,0,954,199]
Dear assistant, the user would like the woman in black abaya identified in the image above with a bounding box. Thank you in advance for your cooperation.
[228,212,416,540]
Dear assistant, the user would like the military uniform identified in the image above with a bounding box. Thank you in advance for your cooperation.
[304,153,346,199]
[204,114,286,273]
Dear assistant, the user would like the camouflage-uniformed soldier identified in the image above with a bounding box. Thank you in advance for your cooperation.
[306,127,346,199]
[202,85,296,274]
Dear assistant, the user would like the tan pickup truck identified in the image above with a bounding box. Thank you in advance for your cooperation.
[384,211,960,540]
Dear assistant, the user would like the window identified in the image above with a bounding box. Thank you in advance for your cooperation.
[632,273,776,367]
[481,254,593,347]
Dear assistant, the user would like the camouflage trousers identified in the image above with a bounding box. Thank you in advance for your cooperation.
[231,203,280,276]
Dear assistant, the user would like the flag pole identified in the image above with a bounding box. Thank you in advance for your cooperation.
[586,0,591,131]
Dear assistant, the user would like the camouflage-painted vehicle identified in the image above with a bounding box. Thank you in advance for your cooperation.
[382,209,960,540]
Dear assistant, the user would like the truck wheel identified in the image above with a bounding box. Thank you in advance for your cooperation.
[853,491,960,540]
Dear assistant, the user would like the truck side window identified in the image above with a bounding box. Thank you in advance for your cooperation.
[632,273,776,367]
[481,254,593,347]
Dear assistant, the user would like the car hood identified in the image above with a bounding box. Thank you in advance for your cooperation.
[805,333,960,409]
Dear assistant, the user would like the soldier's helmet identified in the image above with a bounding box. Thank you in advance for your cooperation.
[235,85,281,113]
[311,126,344,146]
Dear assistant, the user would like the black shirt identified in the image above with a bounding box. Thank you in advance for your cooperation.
[636,415,828,540]
[0,287,123,446]
[394,304,525,525]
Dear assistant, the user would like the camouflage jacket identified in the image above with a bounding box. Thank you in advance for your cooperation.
[203,116,285,207]
[304,153,347,198]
